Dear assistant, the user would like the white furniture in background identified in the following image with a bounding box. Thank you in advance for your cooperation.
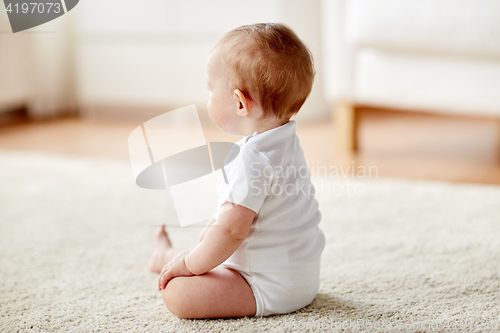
[1,0,327,122]
[0,7,75,119]
[322,0,500,151]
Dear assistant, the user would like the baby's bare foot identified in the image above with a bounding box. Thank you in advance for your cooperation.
[149,225,176,273]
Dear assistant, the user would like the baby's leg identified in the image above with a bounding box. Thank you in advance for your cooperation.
[161,267,256,319]
[149,225,182,273]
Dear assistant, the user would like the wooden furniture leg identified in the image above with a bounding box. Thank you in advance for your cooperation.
[334,100,358,152]
[496,118,500,156]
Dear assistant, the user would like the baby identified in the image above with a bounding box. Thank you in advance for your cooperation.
[150,23,325,319]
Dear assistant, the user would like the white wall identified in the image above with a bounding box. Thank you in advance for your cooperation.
[282,0,329,122]
[74,0,328,121]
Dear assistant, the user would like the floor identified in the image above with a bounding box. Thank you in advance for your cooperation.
[0,109,499,184]
[4,140,499,332]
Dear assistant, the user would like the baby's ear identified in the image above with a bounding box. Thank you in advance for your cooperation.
[234,89,250,117]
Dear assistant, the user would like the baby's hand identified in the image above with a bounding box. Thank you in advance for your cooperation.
[158,251,194,290]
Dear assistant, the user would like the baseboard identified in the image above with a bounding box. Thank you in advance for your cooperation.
[0,105,29,126]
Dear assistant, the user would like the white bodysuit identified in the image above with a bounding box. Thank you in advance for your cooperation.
[214,120,325,317]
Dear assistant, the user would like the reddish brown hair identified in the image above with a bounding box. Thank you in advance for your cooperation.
[212,23,315,120]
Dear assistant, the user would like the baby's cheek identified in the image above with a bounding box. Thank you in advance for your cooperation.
[206,103,219,125]
[207,98,214,116]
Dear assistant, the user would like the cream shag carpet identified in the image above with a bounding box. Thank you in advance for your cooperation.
[1,151,499,332]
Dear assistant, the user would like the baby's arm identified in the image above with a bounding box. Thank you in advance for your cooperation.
[158,202,255,289]
[185,202,255,274]
[197,217,216,243]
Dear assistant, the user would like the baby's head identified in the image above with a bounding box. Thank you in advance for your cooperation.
[206,23,315,136]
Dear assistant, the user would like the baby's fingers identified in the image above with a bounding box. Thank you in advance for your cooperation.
[158,269,172,290]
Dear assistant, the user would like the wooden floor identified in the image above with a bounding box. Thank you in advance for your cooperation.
[0,109,499,184]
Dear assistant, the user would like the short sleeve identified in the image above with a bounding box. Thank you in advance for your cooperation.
[216,145,274,214]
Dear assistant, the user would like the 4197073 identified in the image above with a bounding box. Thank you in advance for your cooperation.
[5,2,62,14]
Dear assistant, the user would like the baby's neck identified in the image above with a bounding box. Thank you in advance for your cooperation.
[245,118,289,136]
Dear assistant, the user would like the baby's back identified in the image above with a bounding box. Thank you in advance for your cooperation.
[217,120,325,274]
